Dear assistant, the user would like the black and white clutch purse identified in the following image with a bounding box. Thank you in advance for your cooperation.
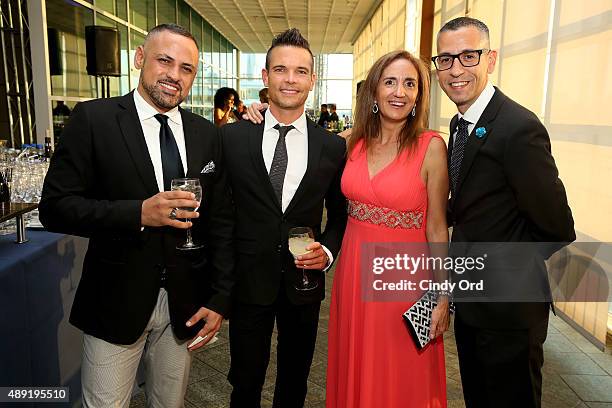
[402,291,454,349]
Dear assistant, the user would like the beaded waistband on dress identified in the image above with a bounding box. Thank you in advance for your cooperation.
[347,199,423,229]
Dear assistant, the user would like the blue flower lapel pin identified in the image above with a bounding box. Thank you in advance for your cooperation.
[475,127,487,139]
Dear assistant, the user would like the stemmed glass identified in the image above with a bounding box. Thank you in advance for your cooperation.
[171,178,203,250]
[288,227,318,291]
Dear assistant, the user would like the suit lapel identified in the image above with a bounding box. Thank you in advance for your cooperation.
[284,119,323,215]
[249,122,281,211]
[116,92,159,196]
[453,88,505,198]
[180,109,200,178]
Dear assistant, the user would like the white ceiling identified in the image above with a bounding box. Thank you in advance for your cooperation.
[186,0,382,54]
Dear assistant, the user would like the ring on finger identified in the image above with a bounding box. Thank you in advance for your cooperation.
[169,208,178,220]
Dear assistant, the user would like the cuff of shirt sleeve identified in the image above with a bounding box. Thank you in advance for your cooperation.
[321,245,334,272]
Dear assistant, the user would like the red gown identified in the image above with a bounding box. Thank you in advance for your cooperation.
[326,132,447,408]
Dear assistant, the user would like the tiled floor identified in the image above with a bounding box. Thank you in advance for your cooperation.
[130,269,612,408]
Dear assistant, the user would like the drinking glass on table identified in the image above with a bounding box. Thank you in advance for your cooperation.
[288,227,317,291]
[171,178,203,250]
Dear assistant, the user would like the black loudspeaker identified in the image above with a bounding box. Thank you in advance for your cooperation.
[85,26,121,77]
[47,28,62,76]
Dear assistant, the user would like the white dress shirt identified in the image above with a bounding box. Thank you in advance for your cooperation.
[262,109,333,268]
[133,88,187,192]
[262,109,308,212]
[453,83,495,146]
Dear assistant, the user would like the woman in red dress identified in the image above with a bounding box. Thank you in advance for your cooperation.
[326,50,450,408]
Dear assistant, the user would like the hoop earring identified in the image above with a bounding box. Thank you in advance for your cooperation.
[411,104,416,117]
[372,101,379,114]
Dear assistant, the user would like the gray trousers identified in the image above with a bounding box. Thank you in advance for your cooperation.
[81,289,192,408]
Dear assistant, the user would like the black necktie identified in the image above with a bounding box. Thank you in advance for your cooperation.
[154,114,184,191]
[269,124,294,206]
[449,118,470,194]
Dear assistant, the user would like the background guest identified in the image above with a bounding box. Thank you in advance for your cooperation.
[317,103,330,127]
[328,103,339,123]
[258,87,269,104]
[214,87,239,126]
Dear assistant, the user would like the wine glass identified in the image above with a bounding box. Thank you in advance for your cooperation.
[171,178,203,250]
[288,227,318,291]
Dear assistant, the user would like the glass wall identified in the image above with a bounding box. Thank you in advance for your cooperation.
[46,0,238,121]
[239,53,267,105]
[314,54,354,121]
[238,53,353,122]
[352,0,407,111]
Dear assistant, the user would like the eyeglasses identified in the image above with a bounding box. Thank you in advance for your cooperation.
[431,49,489,71]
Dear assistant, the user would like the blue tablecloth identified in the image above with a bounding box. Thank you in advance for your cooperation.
[0,230,88,405]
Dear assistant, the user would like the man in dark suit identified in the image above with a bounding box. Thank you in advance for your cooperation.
[222,29,347,408]
[39,24,233,407]
[316,103,330,127]
[328,103,339,123]
[433,17,575,408]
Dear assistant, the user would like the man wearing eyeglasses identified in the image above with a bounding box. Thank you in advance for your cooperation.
[432,17,575,408]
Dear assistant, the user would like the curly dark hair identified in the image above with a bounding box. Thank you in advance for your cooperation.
[214,87,239,110]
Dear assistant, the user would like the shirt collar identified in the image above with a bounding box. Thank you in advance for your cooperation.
[133,88,182,125]
[264,108,307,135]
[458,82,495,125]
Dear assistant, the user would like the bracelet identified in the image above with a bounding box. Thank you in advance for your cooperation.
[436,290,452,299]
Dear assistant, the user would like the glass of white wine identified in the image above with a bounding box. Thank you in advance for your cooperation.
[288,227,317,291]
[171,178,203,250]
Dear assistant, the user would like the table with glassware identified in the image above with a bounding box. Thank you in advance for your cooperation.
[0,144,49,238]
[0,144,85,403]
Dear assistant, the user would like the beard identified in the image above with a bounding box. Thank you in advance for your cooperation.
[141,77,184,110]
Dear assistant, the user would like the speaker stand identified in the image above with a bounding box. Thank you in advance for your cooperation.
[98,76,110,98]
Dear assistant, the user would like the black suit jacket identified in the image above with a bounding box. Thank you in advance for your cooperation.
[447,87,575,329]
[221,118,347,306]
[39,92,234,344]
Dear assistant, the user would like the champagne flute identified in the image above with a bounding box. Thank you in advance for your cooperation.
[171,178,203,250]
[288,227,318,291]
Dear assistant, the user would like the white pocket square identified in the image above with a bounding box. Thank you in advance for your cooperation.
[201,160,216,174]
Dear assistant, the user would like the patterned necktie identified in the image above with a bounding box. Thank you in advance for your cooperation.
[154,114,185,191]
[449,118,470,195]
[269,124,295,206]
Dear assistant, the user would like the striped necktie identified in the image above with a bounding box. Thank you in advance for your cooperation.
[449,118,470,195]
[269,124,294,206]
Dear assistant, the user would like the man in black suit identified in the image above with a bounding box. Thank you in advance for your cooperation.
[328,103,339,123]
[316,103,330,127]
[222,29,347,408]
[433,17,575,408]
[39,24,233,407]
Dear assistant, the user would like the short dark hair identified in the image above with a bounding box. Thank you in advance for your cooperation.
[321,104,328,108]
[439,17,490,44]
[265,28,314,70]
[145,23,199,50]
